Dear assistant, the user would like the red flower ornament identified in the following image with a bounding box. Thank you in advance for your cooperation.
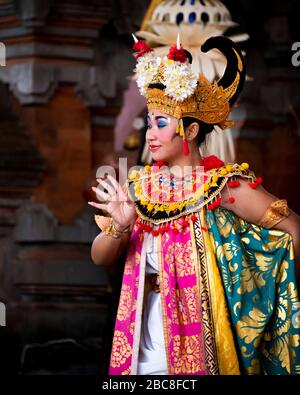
[200,155,225,171]
[167,44,187,63]
[133,40,153,59]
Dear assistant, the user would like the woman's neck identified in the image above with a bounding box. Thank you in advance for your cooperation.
[168,148,202,177]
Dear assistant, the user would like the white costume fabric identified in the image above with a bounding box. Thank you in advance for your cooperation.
[137,234,168,375]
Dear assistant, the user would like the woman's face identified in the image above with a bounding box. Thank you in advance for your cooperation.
[145,109,183,163]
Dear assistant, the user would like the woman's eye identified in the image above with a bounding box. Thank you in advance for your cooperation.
[157,120,167,128]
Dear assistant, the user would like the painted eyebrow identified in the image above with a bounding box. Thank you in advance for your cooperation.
[147,115,168,121]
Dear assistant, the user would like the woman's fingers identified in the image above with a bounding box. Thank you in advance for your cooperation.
[97,179,116,198]
[92,186,110,202]
[88,201,110,212]
[106,175,127,201]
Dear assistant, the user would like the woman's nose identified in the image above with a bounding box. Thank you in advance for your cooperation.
[146,126,157,142]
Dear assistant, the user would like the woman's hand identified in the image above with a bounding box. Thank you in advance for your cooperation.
[88,174,136,231]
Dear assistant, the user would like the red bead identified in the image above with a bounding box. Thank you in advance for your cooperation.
[229,197,235,203]
[249,182,258,189]
[228,181,235,187]
[158,227,165,234]
[152,230,159,237]
[190,214,197,222]
[182,220,189,227]
[171,227,179,235]
[234,180,240,187]
[164,224,170,232]
[256,177,263,185]
[145,225,152,232]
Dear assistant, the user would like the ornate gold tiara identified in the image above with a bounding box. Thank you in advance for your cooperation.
[132,35,245,130]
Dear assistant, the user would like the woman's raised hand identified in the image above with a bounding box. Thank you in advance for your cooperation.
[88,174,136,231]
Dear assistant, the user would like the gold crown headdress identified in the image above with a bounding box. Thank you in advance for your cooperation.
[132,33,246,156]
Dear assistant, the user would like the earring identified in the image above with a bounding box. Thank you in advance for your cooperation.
[176,119,189,156]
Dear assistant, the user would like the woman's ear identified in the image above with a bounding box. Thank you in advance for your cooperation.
[185,122,200,142]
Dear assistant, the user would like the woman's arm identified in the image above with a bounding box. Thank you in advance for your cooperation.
[91,230,131,266]
[89,174,137,266]
[221,180,300,288]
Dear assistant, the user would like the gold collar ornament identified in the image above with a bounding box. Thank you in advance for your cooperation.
[127,158,259,226]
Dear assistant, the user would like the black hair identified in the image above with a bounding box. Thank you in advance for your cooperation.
[148,83,166,90]
[185,50,193,64]
[182,117,214,145]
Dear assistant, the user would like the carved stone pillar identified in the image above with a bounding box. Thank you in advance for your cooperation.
[0,0,113,223]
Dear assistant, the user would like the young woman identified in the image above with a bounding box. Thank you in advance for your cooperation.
[89,36,300,375]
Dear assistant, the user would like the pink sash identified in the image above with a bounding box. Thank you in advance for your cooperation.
[109,217,214,375]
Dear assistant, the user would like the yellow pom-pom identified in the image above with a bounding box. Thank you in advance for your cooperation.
[220,168,228,176]
[135,186,141,195]
[144,165,151,172]
[226,165,233,172]
[241,162,249,170]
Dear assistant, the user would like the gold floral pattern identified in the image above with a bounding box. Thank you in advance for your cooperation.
[169,286,200,325]
[236,307,269,348]
[171,335,206,374]
[263,282,300,373]
[124,250,141,276]
[209,206,300,374]
[129,322,135,336]
[117,284,135,322]
[110,331,132,368]
[121,367,131,375]
[165,240,195,277]
[237,254,275,294]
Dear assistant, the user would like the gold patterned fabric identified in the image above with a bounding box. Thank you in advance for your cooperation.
[206,207,300,374]
[108,160,300,375]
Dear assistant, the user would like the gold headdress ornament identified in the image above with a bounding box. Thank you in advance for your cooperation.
[132,33,246,155]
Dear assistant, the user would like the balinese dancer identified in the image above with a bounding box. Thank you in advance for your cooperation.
[89,35,300,375]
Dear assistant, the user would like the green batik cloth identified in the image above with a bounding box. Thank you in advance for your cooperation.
[206,207,300,375]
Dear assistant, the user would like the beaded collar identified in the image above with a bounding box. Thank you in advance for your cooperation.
[127,156,261,227]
